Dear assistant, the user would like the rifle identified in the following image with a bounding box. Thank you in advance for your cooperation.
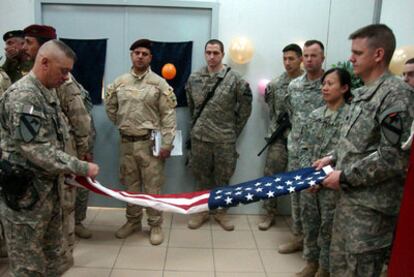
[257,112,291,156]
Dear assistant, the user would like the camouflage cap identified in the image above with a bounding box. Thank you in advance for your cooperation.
[3,30,25,42]
[129,39,152,52]
[23,24,57,39]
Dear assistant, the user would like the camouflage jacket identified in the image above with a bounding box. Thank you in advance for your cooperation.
[1,57,32,83]
[0,73,89,222]
[0,68,11,96]
[285,74,324,160]
[56,74,91,158]
[299,104,349,167]
[265,71,302,140]
[105,68,177,149]
[186,65,252,143]
[336,73,414,216]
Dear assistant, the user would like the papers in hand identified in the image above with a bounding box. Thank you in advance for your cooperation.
[152,130,183,156]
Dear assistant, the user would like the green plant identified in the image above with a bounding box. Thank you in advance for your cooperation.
[331,61,364,90]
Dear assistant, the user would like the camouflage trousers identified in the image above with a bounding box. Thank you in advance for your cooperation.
[300,188,339,270]
[330,196,395,276]
[287,156,302,236]
[59,182,76,271]
[2,191,63,276]
[75,187,89,224]
[190,138,237,190]
[262,141,288,215]
[120,139,164,227]
[0,221,6,255]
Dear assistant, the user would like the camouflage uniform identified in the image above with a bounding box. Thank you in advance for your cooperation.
[1,58,32,83]
[186,65,252,189]
[285,74,324,236]
[262,72,300,215]
[330,73,414,276]
[0,68,12,96]
[105,68,176,227]
[55,74,91,270]
[298,104,349,271]
[0,73,89,276]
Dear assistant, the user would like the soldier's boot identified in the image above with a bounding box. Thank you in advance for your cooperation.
[188,212,210,229]
[149,226,164,245]
[278,234,303,254]
[315,267,330,277]
[213,213,235,231]
[115,221,141,239]
[75,223,92,239]
[296,261,319,277]
[258,214,275,231]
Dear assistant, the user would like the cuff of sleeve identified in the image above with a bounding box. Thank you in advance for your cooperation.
[71,159,89,176]
[340,170,351,189]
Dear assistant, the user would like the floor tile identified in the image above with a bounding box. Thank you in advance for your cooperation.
[247,215,290,231]
[212,230,256,249]
[214,249,264,272]
[253,229,293,249]
[216,273,266,277]
[62,267,111,277]
[82,207,101,225]
[110,269,162,277]
[73,243,121,268]
[260,249,304,273]
[90,208,127,226]
[169,228,212,248]
[171,214,211,230]
[164,271,215,277]
[114,246,166,270]
[211,214,250,231]
[77,224,123,246]
[165,248,214,271]
[123,227,170,247]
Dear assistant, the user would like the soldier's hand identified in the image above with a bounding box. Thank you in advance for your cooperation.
[308,185,321,193]
[313,156,333,170]
[322,170,341,191]
[87,162,99,178]
[158,148,171,160]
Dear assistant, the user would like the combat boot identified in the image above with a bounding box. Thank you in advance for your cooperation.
[296,261,319,277]
[278,234,303,254]
[149,226,164,245]
[188,212,210,229]
[75,223,92,239]
[258,214,275,231]
[213,213,235,231]
[315,267,330,277]
[115,221,141,239]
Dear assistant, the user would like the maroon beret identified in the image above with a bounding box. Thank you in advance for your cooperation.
[129,39,152,52]
[23,24,57,40]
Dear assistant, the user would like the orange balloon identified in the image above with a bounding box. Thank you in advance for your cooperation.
[161,63,177,80]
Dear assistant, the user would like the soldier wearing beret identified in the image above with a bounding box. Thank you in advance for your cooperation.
[105,39,177,245]
[1,30,31,84]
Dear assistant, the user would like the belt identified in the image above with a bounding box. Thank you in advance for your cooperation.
[121,133,151,142]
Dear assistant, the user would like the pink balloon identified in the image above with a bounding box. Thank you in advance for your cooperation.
[258,79,270,96]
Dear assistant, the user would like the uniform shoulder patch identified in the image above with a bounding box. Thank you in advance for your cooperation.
[381,112,403,145]
[163,87,177,108]
[18,105,44,143]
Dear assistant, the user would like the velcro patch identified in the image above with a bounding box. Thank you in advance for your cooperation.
[19,114,41,143]
[381,113,402,145]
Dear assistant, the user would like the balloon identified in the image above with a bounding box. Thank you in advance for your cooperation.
[389,45,414,75]
[228,37,254,64]
[258,79,270,96]
[161,63,177,80]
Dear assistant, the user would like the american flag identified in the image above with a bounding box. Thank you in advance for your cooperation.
[67,166,331,215]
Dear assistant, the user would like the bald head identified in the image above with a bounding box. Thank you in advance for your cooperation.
[33,40,77,89]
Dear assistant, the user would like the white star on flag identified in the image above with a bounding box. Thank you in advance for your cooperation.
[225,197,233,205]
[245,193,254,201]
[294,175,302,180]
[267,191,275,198]
[288,186,296,193]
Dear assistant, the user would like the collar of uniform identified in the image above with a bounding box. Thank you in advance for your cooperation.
[28,72,59,105]
[355,72,390,101]
[201,65,229,77]
[130,67,150,80]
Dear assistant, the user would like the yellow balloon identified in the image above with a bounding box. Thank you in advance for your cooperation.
[389,45,414,75]
[228,37,254,64]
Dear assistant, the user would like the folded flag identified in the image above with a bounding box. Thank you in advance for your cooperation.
[66,166,332,214]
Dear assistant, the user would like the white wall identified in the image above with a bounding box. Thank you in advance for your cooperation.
[1,0,411,214]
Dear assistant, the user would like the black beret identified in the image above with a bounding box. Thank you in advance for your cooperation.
[3,30,25,42]
[23,24,57,40]
[129,39,152,52]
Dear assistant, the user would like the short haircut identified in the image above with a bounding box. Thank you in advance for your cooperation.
[282,44,302,57]
[304,40,325,52]
[405,58,414,65]
[322,67,352,102]
[349,24,396,65]
[52,39,77,62]
[36,37,53,47]
[205,39,224,53]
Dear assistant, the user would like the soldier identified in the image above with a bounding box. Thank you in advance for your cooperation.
[0,39,99,276]
[0,67,11,96]
[185,39,252,231]
[258,43,303,231]
[22,24,94,271]
[402,58,414,150]
[298,68,351,277]
[1,30,32,83]
[280,40,325,256]
[315,24,414,277]
[105,39,177,245]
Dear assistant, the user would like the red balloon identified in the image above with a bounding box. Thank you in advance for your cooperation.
[161,63,177,80]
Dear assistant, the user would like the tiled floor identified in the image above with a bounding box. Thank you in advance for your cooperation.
[0,207,305,277]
